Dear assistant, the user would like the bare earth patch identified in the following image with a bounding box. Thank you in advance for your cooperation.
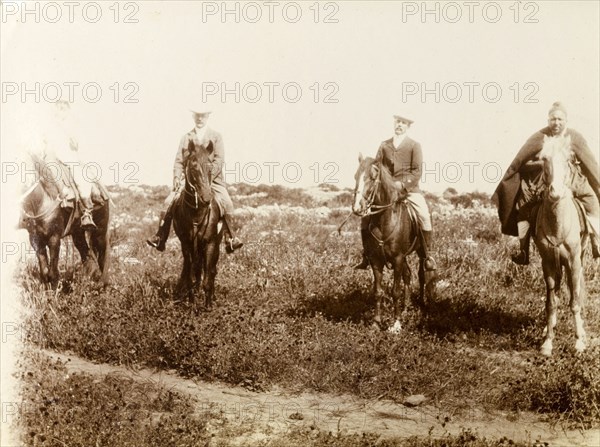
[37,349,599,446]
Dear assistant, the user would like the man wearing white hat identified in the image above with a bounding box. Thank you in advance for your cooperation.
[354,114,436,271]
[494,101,600,264]
[42,100,96,229]
[147,105,243,253]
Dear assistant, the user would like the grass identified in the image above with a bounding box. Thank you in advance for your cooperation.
[14,183,600,436]
[14,349,536,447]
[15,349,213,446]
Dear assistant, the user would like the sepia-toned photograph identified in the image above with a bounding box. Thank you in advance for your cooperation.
[1,1,599,445]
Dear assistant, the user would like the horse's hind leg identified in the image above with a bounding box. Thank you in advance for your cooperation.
[417,253,436,309]
[72,230,99,280]
[567,256,586,353]
[91,230,108,278]
[30,234,50,284]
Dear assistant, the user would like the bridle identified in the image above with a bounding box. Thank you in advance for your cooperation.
[353,162,396,217]
[182,160,211,210]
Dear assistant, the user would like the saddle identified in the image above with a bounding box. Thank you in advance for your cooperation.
[368,197,420,243]
[48,160,111,209]
[530,198,588,238]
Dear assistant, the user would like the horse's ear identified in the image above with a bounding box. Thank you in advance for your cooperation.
[358,152,364,163]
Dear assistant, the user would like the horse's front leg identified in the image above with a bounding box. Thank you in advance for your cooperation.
[191,244,204,311]
[177,243,193,302]
[371,262,385,329]
[567,254,586,353]
[540,262,559,357]
[389,257,409,333]
[47,233,62,289]
[201,242,220,309]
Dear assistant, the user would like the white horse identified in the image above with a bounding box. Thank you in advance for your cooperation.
[534,135,588,356]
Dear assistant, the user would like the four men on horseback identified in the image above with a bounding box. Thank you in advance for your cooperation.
[494,101,600,264]
[146,105,243,253]
[353,114,436,271]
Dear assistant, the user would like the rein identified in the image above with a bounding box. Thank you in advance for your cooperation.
[356,161,419,258]
[21,182,63,221]
[353,171,397,218]
[182,160,213,242]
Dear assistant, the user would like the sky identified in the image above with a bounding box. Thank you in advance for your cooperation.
[1,0,599,196]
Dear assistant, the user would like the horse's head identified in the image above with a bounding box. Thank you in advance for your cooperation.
[184,145,213,206]
[353,153,385,216]
[539,134,574,201]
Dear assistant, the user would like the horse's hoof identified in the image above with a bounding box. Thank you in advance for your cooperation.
[540,342,553,357]
[388,320,402,334]
[575,339,586,353]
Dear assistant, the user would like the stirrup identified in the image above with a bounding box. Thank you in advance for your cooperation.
[511,250,529,265]
[352,256,370,270]
[146,234,166,252]
[81,212,97,230]
[423,256,436,271]
[591,241,600,259]
[225,237,243,254]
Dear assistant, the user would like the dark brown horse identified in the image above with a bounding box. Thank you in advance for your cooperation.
[20,155,110,288]
[352,154,435,331]
[534,135,588,356]
[172,143,222,309]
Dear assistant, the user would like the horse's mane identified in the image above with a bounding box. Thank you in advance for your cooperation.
[184,141,211,184]
[27,152,63,198]
[373,158,399,201]
[539,135,573,161]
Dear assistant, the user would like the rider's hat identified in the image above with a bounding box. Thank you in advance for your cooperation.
[548,101,567,116]
[393,114,414,124]
[190,103,213,115]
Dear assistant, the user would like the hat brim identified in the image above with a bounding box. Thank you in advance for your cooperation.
[393,115,414,124]
[190,108,212,115]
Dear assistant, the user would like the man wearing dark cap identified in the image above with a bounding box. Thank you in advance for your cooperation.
[354,114,436,271]
[147,105,243,253]
[494,101,600,264]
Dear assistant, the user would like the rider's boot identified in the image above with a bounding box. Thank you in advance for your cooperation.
[422,230,437,271]
[80,197,97,230]
[352,229,370,269]
[511,229,531,265]
[146,210,173,252]
[222,213,243,254]
[590,232,600,259]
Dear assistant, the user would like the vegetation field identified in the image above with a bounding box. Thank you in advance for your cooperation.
[11,183,600,445]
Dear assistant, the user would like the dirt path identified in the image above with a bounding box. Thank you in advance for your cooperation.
[39,349,599,446]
